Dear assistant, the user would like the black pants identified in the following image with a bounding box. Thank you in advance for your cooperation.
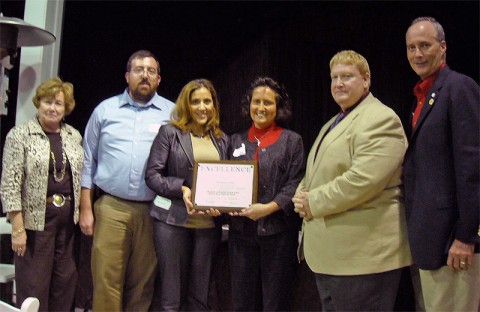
[15,203,77,312]
[151,220,218,311]
[315,268,403,312]
[228,226,298,311]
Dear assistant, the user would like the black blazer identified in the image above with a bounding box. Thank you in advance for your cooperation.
[403,66,480,270]
[145,124,229,226]
[228,129,305,236]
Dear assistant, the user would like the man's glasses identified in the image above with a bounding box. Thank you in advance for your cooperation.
[131,67,158,77]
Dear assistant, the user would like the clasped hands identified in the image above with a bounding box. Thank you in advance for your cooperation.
[292,189,313,220]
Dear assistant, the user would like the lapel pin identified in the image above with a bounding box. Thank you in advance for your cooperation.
[429,98,434,106]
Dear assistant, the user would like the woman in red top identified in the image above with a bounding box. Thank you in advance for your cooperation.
[228,77,306,311]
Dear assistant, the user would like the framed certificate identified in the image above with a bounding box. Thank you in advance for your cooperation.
[191,160,258,212]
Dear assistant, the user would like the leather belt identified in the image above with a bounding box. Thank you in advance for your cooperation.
[98,188,150,204]
[46,194,71,207]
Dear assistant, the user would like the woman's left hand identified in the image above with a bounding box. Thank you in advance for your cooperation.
[188,206,222,217]
[231,203,276,221]
[204,208,221,217]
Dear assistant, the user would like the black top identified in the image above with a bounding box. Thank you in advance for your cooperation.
[46,132,72,196]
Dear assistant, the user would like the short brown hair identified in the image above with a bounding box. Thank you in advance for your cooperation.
[126,50,160,73]
[32,77,75,116]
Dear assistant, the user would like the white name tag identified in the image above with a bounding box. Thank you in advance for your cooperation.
[232,143,246,157]
[148,124,161,133]
[153,195,172,210]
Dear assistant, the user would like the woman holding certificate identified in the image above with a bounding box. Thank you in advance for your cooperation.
[228,77,306,311]
[145,79,229,311]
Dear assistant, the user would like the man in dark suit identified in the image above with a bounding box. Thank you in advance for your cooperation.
[403,16,480,311]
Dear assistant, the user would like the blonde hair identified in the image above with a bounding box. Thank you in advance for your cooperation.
[330,50,371,86]
[170,79,222,138]
[32,77,75,115]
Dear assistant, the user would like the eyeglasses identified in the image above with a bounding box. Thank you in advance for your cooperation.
[131,66,158,77]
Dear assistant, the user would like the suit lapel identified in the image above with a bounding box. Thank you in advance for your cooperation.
[306,99,365,189]
[177,131,194,166]
[306,117,333,177]
[411,67,448,139]
[210,131,225,160]
[411,86,439,138]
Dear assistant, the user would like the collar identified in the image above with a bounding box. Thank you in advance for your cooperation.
[249,122,277,138]
[247,122,283,148]
[119,88,162,109]
[28,116,69,135]
[338,92,366,116]
[413,63,446,97]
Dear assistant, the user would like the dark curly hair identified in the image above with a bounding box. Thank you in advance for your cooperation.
[241,77,293,127]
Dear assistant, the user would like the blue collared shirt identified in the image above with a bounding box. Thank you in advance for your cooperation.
[81,89,175,201]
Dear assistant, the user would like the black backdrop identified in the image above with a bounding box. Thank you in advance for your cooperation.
[0,0,479,310]
[2,0,479,152]
[57,0,479,151]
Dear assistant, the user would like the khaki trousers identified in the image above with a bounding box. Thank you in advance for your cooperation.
[91,195,157,311]
[420,254,480,312]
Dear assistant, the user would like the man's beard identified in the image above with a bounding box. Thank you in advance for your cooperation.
[131,84,156,103]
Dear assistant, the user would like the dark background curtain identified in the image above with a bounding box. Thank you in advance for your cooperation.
[0,0,478,310]
[55,1,478,151]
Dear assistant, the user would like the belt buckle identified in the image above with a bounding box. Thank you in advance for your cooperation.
[52,193,66,207]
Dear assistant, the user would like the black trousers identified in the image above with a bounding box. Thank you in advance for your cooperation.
[315,268,403,312]
[15,202,77,312]
[151,220,218,312]
[228,226,298,311]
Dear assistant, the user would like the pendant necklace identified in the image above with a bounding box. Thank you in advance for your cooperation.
[253,134,261,147]
[253,129,272,147]
[51,140,67,182]
[191,132,205,139]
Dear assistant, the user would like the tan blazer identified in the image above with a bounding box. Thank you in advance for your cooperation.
[298,93,412,275]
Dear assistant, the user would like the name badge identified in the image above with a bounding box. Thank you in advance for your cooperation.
[153,195,172,210]
[148,124,161,133]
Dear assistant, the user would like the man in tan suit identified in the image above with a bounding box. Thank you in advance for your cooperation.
[293,50,412,311]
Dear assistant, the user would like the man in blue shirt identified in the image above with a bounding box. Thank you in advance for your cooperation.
[80,50,175,311]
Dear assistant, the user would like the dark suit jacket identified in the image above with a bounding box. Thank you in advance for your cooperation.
[404,66,480,270]
[145,124,229,226]
[228,129,305,236]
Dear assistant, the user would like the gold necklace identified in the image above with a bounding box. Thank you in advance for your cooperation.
[51,142,67,182]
